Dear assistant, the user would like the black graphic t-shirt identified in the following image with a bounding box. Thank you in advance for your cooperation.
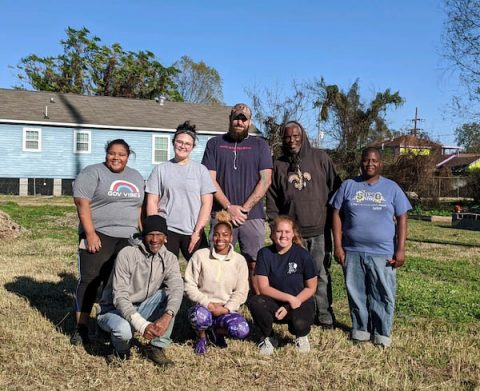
[255,244,317,301]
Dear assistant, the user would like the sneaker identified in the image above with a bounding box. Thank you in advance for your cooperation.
[145,346,174,367]
[106,349,130,366]
[194,337,208,355]
[207,328,227,348]
[315,319,335,330]
[258,336,277,356]
[320,322,335,330]
[70,325,90,345]
[295,336,310,353]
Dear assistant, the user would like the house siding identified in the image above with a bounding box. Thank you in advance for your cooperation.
[0,123,219,180]
[468,160,480,171]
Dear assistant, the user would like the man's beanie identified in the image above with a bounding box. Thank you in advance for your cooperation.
[143,215,168,235]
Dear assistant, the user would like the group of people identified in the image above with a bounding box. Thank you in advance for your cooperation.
[70,103,411,366]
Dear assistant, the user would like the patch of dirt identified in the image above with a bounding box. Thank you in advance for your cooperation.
[0,210,24,240]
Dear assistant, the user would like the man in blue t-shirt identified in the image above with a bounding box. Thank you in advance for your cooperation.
[330,147,411,348]
[202,103,272,292]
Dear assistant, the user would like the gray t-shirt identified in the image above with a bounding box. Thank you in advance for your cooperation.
[73,163,145,238]
[145,160,216,235]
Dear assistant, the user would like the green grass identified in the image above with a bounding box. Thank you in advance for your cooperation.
[0,200,77,241]
[0,197,479,391]
[408,219,480,246]
[398,257,480,324]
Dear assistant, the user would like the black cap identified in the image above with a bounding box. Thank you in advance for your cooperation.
[143,215,168,235]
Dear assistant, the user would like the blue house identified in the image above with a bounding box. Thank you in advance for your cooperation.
[0,89,236,195]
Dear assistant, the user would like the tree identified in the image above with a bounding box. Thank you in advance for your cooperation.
[246,82,312,158]
[310,78,404,177]
[443,0,480,105]
[455,122,480,152]
[382,153,438,204]
[15,27,182,101]
[173,56,223,105]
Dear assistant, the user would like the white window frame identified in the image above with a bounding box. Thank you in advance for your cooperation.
[73,130,91,154]
[22,127,42,152]
[152,134,171,164]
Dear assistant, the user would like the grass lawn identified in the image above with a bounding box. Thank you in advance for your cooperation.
[0,197,479,390]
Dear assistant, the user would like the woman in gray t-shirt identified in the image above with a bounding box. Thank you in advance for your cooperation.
[71,139,144,345]
[146,121,216,260]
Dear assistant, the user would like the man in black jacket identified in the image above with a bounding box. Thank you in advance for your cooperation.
[266,121,341,328]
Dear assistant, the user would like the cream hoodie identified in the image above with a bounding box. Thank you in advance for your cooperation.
[184,245,249,312]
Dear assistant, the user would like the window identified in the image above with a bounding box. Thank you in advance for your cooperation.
[152,135,170,163]
[74,130,91,153]
[23,128,41,152]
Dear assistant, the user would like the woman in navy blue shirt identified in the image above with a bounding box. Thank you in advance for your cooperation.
[248,215,317,355]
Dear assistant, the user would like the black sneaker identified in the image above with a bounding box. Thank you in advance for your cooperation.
[320,322,335,330]
[106,349,130,366]
[70,325,90,345]
[207,328,227,348]
[314,318,335,330]
[145,346,174,367]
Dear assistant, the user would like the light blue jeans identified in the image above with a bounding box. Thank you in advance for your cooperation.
[304,234,335,325]
[97,289,174,354]
[344,251,396,347]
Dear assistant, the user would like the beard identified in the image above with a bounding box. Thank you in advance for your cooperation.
[228,126,249,142]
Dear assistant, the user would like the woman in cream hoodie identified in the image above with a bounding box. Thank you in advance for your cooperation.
[184,211,250,355]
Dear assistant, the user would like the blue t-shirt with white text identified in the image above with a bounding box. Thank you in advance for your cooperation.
[329,176,411,255]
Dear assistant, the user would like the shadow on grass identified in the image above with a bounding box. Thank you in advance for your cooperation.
[4,272,77,335]
[3,272,116,357]
[2,272,195,358]
[171,296,196,344]
[4,274,348,355]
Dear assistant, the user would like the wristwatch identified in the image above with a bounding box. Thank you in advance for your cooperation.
[165,309,174,317]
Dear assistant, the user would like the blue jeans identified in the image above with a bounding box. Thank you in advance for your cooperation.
[304,234,335,324]
[344,251,396,346]
[97,289,174,354]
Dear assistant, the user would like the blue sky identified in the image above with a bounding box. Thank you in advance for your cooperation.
[0,0,462,146]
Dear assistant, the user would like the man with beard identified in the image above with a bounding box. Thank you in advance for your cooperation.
[202,103,272,292]
[266,121,341,329]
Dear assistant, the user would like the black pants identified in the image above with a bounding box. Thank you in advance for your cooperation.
[165,229,209,260]
[247,295,315,338]
[75,232,129,313]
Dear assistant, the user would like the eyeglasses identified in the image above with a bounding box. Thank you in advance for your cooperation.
[175,140,193,148]
[233,115,249,122]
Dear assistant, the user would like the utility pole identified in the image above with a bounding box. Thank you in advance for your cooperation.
[410,107,423,137]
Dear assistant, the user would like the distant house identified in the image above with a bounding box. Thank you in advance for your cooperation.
[372,134,443,158]
[436,153,480,175]
[0,89,239,196]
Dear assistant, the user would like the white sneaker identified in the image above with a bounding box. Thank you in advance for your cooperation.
[295,336,310,353]
[258,337,277,356]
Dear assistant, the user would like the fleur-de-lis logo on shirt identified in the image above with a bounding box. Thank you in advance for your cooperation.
[288,168,312,190]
